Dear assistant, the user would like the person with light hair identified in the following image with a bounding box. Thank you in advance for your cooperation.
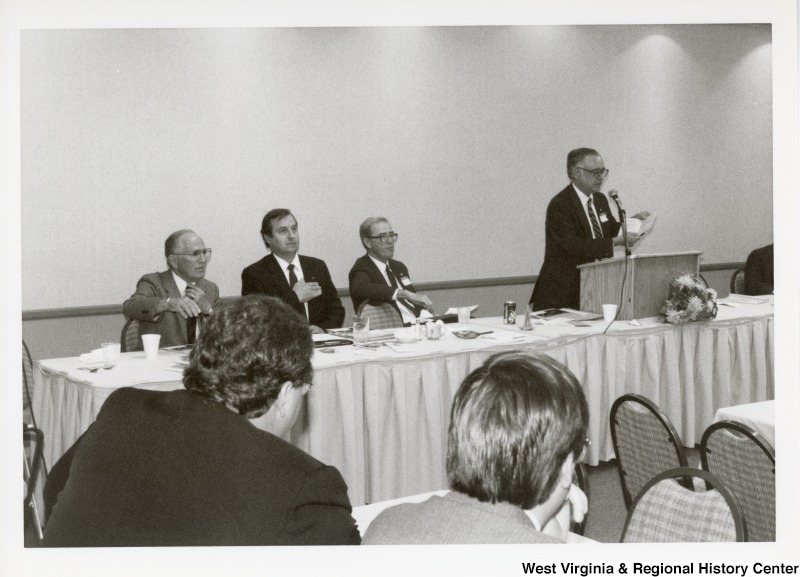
[363,352,589,544]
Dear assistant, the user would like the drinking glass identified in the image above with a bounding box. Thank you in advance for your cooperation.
[353,314,370,347]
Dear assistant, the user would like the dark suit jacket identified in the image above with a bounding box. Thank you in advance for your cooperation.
[744,243,774,296]
[362,491,560,544]
[122,271,220,348]
[241,254,345,329]
[530,184,620,311]
[348,254,419,319]
[42,388,360,546]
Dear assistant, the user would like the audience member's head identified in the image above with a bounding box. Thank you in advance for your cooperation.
[447,352,589,511]
[183,295,313,421]
[359,216,397,262]
[164,229,212,282]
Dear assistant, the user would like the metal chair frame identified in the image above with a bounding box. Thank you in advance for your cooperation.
[24,424,45,544]
[621,467,747,542]
[700,419,775,541]
[610,393,689,509]
[730,268,746,294]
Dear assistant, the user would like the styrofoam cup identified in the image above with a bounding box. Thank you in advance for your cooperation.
[141,334,161,360]
[602,304,618,323]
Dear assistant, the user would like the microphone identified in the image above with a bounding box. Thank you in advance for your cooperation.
[609,190,631,256]
[609,189,624,211]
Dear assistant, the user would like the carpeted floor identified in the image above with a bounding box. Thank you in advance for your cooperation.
[584,450,702,543]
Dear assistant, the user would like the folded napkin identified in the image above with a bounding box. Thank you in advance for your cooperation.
[79,348,104,363]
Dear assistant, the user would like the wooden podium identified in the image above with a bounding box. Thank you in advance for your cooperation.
[577,251,701,320]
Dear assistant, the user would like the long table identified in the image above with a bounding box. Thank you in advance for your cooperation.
[32,298,774,506]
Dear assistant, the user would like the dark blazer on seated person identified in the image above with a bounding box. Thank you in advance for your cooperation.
[42,388,360,546]
[122,270,220,348]
[744,243,774,296]
[348,254,419,319]
[241,254,345,329]
[362,490,561,545]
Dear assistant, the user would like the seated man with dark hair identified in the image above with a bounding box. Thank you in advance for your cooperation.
[363,352,589,544]
[43,295,360,546]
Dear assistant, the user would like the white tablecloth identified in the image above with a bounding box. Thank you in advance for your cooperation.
[714,400,775,447]
[32,298,774,506]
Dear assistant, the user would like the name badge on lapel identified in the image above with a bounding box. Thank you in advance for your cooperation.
[398,275,412,287]
[599,212,609,223]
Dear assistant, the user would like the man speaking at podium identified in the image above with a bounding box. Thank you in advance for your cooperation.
[530,148,643,312]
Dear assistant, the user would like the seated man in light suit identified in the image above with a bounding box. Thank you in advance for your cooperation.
[241,208,344,333]
[123,229,219,347]
[43,295,361,546]
[348,216,433,325]
[363,352,589,544]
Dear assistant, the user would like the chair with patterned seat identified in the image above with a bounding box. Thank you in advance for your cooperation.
[730,268,746,294]
[701,420,775,542]
[120,317,142,352]
[621,467,746,542]
[356,301,404,330]
[610,394,689,509]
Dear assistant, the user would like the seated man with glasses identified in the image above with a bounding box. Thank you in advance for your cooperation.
[43,295,361,546]
[348,216,434,325]
[530,148,645,312]
[123,229,219,348]
[362,352,589,544]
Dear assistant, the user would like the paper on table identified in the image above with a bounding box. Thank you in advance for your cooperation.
[444,305,480,316]
[79,348,104,363]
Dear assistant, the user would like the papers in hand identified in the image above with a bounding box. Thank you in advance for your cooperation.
[627,211,656,237]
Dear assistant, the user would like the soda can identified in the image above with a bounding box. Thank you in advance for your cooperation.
[503,301,517,325]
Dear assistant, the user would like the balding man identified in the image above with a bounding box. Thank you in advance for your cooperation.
[123,229,220,348]
[530,148,643,311]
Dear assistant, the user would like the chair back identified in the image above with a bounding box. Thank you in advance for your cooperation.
[356,301,404,330]
[23,340,35,425]
[621,467,746,542]
[730,268,746,294]
[120,318,142,352]
[570,462,590,536]
[701,420,775,541]
[610,394,689,509]
[23,423,45,544]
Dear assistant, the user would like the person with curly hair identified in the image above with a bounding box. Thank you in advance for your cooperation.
[43,295,360,546]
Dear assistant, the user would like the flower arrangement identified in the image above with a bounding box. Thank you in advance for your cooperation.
[660,274,718,325]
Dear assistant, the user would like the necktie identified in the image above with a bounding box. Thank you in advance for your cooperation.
[385,265,398,289]
[587,197,603,239]
[186,315,197,345]
[287,264,298,288]
[386,265,420,316]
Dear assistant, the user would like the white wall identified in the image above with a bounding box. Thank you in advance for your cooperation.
[21,25,772,310]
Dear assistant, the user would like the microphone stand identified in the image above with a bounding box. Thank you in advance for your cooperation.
[619,206,631,257]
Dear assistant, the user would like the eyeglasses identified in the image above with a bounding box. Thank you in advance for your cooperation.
[575,167,609,178]
[171,248,213,259]
[367,233,399,244]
